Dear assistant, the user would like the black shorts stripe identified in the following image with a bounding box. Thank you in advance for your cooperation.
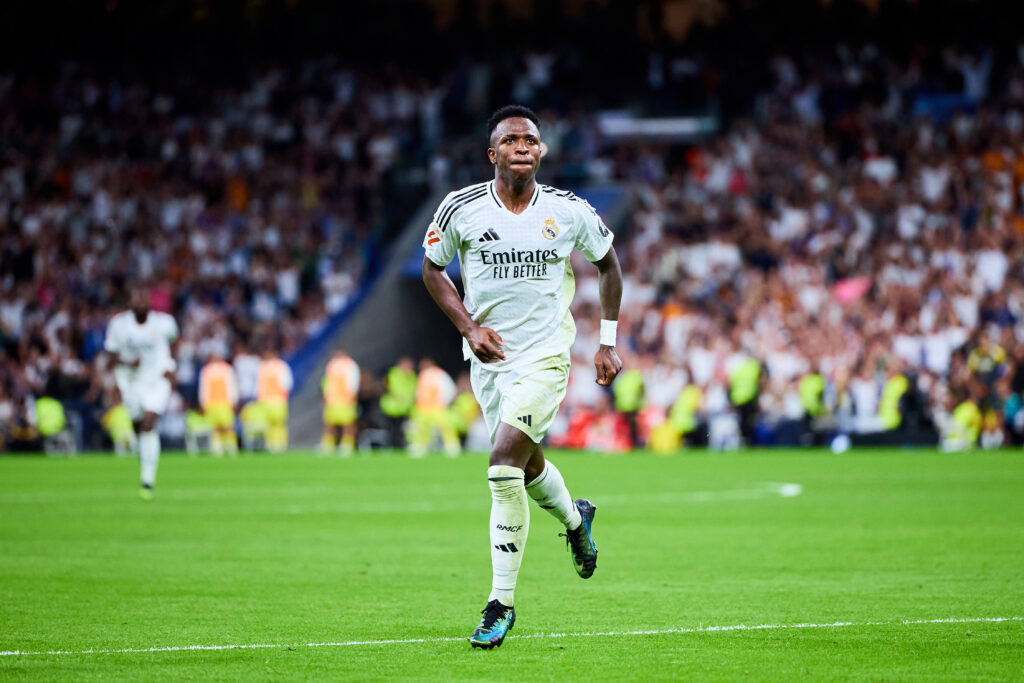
[438,189,487,231]
[435,184,487,224]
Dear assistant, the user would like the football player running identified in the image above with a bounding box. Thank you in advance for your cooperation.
[422,105,623,649]
[104,288,179,500]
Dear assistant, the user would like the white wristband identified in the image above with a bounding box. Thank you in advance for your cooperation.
[599,319,618,347]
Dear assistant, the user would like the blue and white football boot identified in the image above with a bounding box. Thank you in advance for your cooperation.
[469,600,516,649]
[561,499,597,579]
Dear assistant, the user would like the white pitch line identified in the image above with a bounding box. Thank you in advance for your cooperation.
[2,616,1020,658]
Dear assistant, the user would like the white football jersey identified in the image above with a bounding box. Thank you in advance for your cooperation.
[104,310,179,382]
[424,180,613,369]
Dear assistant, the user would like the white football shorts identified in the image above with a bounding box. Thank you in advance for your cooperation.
[471,353,570,444]
[117,376,172,421]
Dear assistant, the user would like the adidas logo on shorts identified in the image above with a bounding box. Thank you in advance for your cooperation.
[517,415,532,427]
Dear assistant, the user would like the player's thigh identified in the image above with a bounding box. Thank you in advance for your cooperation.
[470,361,503,444]
[323,403,356,427]
[117,380,144,422]
[205,403,234,430]
[498,356,570,445]
[139,378,172,417]
[265,401,288,425]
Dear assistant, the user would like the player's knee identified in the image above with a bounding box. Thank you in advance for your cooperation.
[523,456,545,483]
[489,450,522,469]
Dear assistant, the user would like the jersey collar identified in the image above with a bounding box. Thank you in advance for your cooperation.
[488,180,540,215]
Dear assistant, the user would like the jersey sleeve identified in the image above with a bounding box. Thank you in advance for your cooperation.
[350,361,361,395]
[423,192,463,267]
[572,199,614,262]
[103,317,122,354]
[163,314,179,342]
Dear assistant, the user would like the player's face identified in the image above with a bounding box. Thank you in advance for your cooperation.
[130,290,151,320]
[488,118,541,183]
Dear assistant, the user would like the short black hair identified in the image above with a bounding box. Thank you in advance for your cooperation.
[487,105,540,139]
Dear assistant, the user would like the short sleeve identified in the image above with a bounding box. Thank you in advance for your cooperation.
[572,200,614,262]
[164,315,179,342]
[103,318,121,353]
[423,193,463,267]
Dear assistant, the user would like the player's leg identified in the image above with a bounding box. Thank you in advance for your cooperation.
[340,421,356,456]
[266,401,287,453]
[406,408,429,457]
[524,445,582,529]
[524,444,597,578]
[321,408,336,453]
[439,409,461,457]
[339,403,357,456]
[470,422,533,649]
[208,406,224,456]
[223,410,238,455]
[137,410,161,500]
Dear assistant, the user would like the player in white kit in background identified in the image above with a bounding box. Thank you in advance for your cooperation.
[104,289,179,500]
[423,105,623,649]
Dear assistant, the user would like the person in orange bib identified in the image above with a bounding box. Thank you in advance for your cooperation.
[258,347,293,453]
[409,357,460,457]
[199,352,239,456]
[321,348,360,455]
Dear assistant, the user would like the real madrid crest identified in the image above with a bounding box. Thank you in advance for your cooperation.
[542,218,558,240]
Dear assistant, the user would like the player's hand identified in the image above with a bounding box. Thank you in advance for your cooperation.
[465,325,506,363]
[594,345,622,386]
[163,370,177,387]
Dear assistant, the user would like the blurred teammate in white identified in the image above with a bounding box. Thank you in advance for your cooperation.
[104,289,179,500]
[422,105,623,648]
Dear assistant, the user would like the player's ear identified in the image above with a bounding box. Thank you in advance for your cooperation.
[487,147,496,164]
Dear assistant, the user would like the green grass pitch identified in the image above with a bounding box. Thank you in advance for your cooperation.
[1,449,1022,680]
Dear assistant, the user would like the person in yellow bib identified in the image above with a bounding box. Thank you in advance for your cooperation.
[258,347,293,453]
[322,348,360,455]
[199,352,239,456]
[379,357,417,448]
[409,357,460,457]
[451,371,481,447]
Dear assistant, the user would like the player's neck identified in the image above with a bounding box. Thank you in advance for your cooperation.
[493,175,536,215]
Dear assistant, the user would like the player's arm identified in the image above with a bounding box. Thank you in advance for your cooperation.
[422,258,505,363]
[592,245,623,387]
[103,320,139,369]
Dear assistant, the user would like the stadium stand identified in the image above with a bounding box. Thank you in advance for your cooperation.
[2,0,1024,452]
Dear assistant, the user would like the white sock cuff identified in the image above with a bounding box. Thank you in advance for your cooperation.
[525,461,551,489]
[488,465,524,482]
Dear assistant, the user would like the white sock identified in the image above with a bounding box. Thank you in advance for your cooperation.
[487,465,529,607]
[526,460,582,530]
[139,431,161,487]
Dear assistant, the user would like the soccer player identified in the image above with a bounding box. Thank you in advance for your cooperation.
[104,289,179,500]
[421,105,623,649]
[199,352,239,456]
[407,357,460,457]
[322,348,360,455]
[257,346,293,453]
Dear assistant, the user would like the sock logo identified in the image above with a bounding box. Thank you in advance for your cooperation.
[494,543,520,553]
[478,228,501,242]
[517,415,532,427]
[495,523,523,532]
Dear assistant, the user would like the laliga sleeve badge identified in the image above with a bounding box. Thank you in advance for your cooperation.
[426,222,441,246]
[542,218,558,240]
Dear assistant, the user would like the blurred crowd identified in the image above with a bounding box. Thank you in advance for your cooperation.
[559,44,1024,450]
[5,35,1024,452]
[0,60,439,449]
